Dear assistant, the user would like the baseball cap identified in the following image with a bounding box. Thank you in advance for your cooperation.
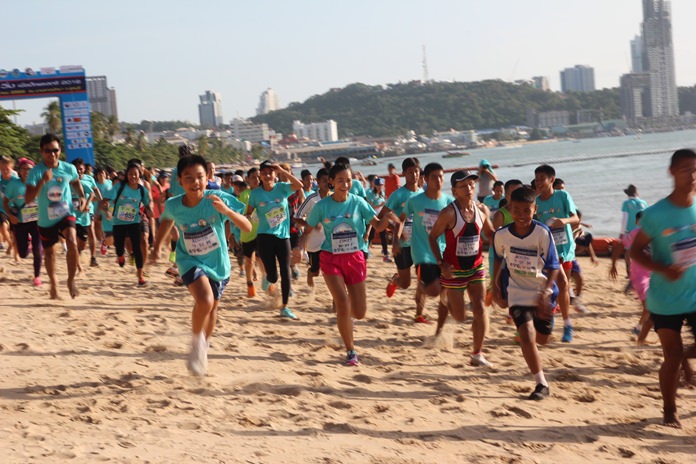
[17,157,35,167]
[259,160,274,171]
[623,184,637,196]
[374,177,384,186]
[232,174,244,183]
[450,170,478,187]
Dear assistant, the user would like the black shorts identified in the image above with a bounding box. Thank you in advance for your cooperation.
[0,211,9,224]
[76,224,89,242]
[242,238,257,258]
[509,306,553,336]
[651,312,696,337]
[308,251,321,274]
[417,263,441,287]
[290,232,300,249]
[394,246,414,270]
[39,216,76,248]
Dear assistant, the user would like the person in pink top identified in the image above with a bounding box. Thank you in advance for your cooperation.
[610,211,652,344]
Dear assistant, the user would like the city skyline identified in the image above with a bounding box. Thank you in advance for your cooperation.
[4,0,696,128]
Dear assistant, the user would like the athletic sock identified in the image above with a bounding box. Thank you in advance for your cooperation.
[534,370,548,387]
[564,317,572,327]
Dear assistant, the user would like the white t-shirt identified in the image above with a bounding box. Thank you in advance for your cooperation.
[296,191,326,252]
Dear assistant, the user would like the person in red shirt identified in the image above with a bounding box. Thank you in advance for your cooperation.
[384,163,400,199]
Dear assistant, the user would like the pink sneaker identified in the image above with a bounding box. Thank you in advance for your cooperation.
[33,277,42,287]
[100,240,108,256]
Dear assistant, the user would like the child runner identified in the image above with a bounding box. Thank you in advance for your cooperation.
[482,180,504,213]
[0,155,19,254]
[477,159,497,203]
[151,154,251,376]
[305,162,391,366]
[628,148,696,428]
[295,168,330,289]
[366,176,391,262]
[492,187,560,400]
[429,170,496,367]
[239,167,264,297]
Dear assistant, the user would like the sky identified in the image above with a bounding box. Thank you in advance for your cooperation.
[3,0,696,127]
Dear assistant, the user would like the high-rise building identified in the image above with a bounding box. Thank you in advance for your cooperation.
[293,120,338,142]
[198,90,224,129]
[620,73,652,126]
[641,0,678,117]
[256,88,280,115]
[230,118,271,142]
[86,76,118,120]
[531,76,550,91]
[630,35,644,72]
[560,65,595,93]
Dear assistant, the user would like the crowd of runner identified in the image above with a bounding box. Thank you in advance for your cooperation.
[0,135,694,427]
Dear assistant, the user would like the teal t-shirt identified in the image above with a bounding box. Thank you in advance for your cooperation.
[404,191,455,265]
[111,184,150,226]
[168,167,184,197]
[0,172,19,215]
[80,174,98,215]
[535,190,577,262]
[366,189,386,210]
[350,179,366,198]
[640,198,696,315]
[622,197,648,234]
[384,185,423,248]
[306,193,376,254]
[72,179,93,227]
[26,161,79,228]
[4,177,39,223]
[483,194,504,213]
[248,182,294,239]
[162,190,245,282]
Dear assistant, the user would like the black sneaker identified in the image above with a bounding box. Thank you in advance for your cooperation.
[90,256,99,267]
[528,384,549,400]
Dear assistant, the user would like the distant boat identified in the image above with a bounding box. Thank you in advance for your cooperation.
[361,159,377,166]
[443,150,470,158]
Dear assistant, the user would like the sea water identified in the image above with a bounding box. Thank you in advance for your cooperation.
[351,129,696,237]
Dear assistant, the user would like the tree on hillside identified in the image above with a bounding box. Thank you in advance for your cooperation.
[0,105,31,158]
[41,100,62,134]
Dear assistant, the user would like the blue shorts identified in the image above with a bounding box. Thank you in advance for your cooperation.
[181,266,229,301]
[571,259,581,275]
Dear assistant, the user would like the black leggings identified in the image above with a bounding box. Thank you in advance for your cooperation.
[256,234,291,306]
[13,221,42,278]
[368,228,388,255]
[113,223,144,269]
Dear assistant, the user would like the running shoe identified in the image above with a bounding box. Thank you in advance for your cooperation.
[117,256,125,267]
[33,277,42,287]
[165,267,179,278]
[280,307,298,320]
[386,274,398,297]
[187,332,208,376]
[100,240,108,256]
[414,314,432,324]
[239,269,246,277]
[528,384,550,400]
[261,277,271,292]
[169,251,176,263]
[138,278,147,287]
[291,266,300,280]
[383,254,392,263]
[574,300,589,313]
[470,353,493,367]
[90,256,99,267]
[247,282,256,298]
[345,350,359,366]
[561,325,574,343]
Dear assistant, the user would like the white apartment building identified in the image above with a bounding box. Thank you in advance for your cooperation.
[293,120,338,142]
[230,118,271,143]
[256,88,280,115]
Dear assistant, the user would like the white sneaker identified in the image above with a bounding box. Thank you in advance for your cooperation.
[187,332,208,376]
[574,299,589,313]
[470,353,493,368]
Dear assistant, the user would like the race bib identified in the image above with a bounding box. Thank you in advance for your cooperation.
[183,227,221,256]
[72,197,81,211]
[402,218,413,242]
[48,201,70,220]
[21,203,38,223]
[671,237,696,268]
[507,248,537,277]
[456,235,480,257]
[550,228,569,246]
[116,203,137,222]
[423,209,440,234]
[265,206,287,229]
[331,224,359,254]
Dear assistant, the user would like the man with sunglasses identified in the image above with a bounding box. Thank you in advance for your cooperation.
[25,134,86,300]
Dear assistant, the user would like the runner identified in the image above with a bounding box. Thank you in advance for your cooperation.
[0,155,18,254]
[429,170,496,367]
[300,169,315,198]
[384,163,401,199]
[477,159,497,203]
[25,134,86,299]
[365,177,391,262]
[628,148,696,428]
[295,167,330,289]
[71,159,99,271]
[151,154,251,376]
[482,180,504,213]
[403,162,454,326]
[94,167,113,251]
[534,164,580,342]
[3,158,42,285]
[492,186,560,400]
[247,160,304,319]
[305,162,391,366]
[239,167,264,297]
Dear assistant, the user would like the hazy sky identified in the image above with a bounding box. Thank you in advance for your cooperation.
[4,0,696,127]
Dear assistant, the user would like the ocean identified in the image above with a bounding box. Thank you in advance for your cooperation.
[346,129,696,237]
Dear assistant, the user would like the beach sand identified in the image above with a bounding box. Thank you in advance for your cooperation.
[1,246,694,463]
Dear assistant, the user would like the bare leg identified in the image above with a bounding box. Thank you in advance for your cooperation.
[188,276,216,336]
[655,328,684,428]
[519,321,542,375]
[44,244,59,299]
[64,227,80,298]
[467,282,488,354]
[323,274,353,350]
[556,267,571,323]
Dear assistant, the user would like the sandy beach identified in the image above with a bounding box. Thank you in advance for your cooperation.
[1,246,694,463]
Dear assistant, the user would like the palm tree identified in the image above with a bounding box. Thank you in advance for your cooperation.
[41,100,62,134]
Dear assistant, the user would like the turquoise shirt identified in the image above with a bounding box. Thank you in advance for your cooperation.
[640,198,696,315]
[162,190,245,282]
[3,177,38,223]
[483,194,504,213]
[384,185,423,248]
[365,189,386,210]
[72,179,93,227]
[306,193,376,254]
[111,184,150,226]
[535,190,577,262]
[404,191,455,265]
[26,161,79,228]
[350,179,366,198]
[248,182,294,239]
[0,172,19,215]
[168,167,184,197]
[80,174,98,215]
[622,197,648,234]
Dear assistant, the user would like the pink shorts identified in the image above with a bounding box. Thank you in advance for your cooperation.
[320,250,367,285]
[630,262,651,302]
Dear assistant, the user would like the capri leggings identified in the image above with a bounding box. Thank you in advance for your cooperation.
[256,233,291,306]
[113,223,144,269]
[13,221,42,278]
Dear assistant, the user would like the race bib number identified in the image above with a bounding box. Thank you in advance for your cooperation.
[402,218,413,242]
[116,203,137,222]
[423,209,440,234]
[507,247,538,277]
[183,227,221,256]
[48,201,70,220]
[21,203,39,223]
[72,197,81,211]
[550,228,569,246]
[456,235,480,257]
[671,237,696,268]
[331,224,359,254]
[265,206,287,229]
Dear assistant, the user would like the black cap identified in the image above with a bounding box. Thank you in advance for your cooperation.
[259,160,274,171]
[451,169,479,187]
[623,184,637,196]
